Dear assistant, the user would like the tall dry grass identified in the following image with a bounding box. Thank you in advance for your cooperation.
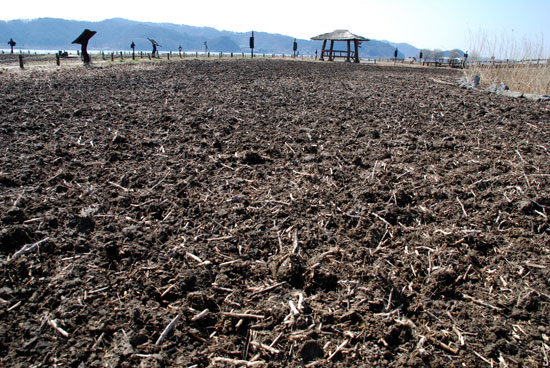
[464,30,550,95]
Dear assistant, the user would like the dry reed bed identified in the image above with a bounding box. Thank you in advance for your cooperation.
[465,31,550,95]
[465,62,550,95]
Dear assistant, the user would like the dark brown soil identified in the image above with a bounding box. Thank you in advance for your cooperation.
[1,59,549,367]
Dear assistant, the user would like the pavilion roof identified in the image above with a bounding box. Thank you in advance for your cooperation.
[311,29,369,41]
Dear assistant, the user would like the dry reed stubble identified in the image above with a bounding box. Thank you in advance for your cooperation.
[465,63,550,95]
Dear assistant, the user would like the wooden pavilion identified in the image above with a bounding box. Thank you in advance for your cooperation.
[311,30,369,63]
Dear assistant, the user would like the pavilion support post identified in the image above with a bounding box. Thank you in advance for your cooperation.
[320,40,327,61]
[329,40,334,61]
[354,40,360,63]
[346,40,351,62]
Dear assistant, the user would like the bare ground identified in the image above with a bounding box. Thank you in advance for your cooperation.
[1,59,549,367]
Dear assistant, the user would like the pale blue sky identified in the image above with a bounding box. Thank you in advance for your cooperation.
[2,0,549,52]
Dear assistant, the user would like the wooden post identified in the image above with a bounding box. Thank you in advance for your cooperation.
[111,52,114,61]
[320,40,327,60]
[329,40,334,61]
[19,54,24,69]
[354,40,360,63]
[346,40,351,62]
[120,51,123,61]
[168,52,170,60]
[56,53,60,66]
[250,31,254,58]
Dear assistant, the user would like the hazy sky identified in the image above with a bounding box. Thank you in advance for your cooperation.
[2,0,549,51]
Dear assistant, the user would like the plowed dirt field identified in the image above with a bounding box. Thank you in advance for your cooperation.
[1,59,549,367]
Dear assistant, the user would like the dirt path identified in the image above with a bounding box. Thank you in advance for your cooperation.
[1,59,549,367]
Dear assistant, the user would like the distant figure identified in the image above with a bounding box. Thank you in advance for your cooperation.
[8,38,16,54]
[148,38,161,58]
[72,29,96,65]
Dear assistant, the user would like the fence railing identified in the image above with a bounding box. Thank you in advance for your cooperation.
[466,59,550,68]
[11,51,545,70]
[0,50,322,69]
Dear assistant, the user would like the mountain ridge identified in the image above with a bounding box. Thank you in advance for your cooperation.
[1,17,460,58]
